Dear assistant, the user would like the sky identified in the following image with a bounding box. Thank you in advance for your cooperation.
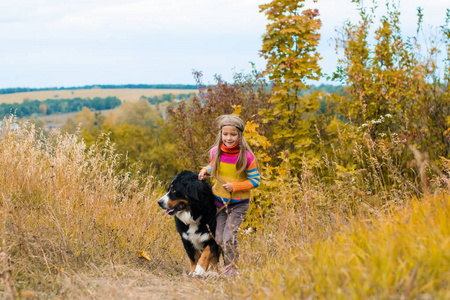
[0,0,449,89]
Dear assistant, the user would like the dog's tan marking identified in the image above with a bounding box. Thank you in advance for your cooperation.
[197,245,217,271]
[190,251,201,273]
[166,199,188,209]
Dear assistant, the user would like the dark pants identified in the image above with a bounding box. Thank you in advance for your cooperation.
[215,201,250,268]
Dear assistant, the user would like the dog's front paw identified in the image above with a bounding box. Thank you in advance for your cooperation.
[192,265,205,276]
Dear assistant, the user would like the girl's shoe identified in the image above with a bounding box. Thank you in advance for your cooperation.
[224,267,240,277]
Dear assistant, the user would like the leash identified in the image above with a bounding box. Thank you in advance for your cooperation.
[208,175,232,215]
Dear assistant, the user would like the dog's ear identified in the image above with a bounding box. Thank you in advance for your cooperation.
[185,181,200,202]
[185,179,207,221]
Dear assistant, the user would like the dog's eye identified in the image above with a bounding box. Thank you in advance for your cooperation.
[170,188,176,193]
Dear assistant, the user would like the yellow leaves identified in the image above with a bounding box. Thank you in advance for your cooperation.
[258,153,272,163]
[139,251,152,262]
[261,0,322,85]
[280,28,300,35]
[232,105,242,116]
[244,120,271,151]
[245,121,258,133]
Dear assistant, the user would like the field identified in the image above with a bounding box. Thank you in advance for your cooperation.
[1,116,449,299]
[0,88,197,104]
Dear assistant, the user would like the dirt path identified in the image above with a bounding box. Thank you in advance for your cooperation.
[57,267,226,300]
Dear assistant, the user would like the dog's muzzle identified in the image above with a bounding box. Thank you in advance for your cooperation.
[158,194,169,209]
[158,194,187,215]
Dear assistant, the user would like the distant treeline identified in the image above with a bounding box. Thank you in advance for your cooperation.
[299,84,348,96]
[0,84,198,95]
[0,97,121,119]
[142,85,343,104]
[144,93,197,105]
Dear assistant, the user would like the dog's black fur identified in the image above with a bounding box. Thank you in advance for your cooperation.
[157,171,219,275]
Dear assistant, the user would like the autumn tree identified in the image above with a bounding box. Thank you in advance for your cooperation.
[421,8,450,158]
[334,1,450,162]
[116,98,161,128]
[335,2,426,137]
[39,104,47,115]
[167,71,271,171]
[259,0,323,167]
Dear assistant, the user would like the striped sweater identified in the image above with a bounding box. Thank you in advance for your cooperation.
[205,145,260,204]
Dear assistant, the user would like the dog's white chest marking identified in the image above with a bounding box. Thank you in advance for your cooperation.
[176,211,193,225]
[177,212,210,251]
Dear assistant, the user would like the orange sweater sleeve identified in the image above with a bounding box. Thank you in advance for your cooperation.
[232,160,261,192]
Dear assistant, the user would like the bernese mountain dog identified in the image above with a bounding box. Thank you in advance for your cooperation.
[157,170,219,276]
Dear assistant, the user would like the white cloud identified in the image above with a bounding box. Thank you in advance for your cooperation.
[1,0,266,40]
[0,0,449,88]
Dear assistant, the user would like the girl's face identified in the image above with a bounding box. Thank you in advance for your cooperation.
[221,125,240,147]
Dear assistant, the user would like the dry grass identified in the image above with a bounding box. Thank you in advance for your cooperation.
[0,116,449,299]
[0,116,190,298]
[225,191,450,299]
[0,89,197,104]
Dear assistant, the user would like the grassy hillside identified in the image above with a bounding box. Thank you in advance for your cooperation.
[0,88,197,104]
[1,116,448,299]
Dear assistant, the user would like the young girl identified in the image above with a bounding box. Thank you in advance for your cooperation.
[198,115,260,276]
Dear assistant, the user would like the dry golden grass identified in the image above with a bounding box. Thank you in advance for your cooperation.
[0,116,191,298]
[1,116,449,299]
[226,191,450,299]
[0,89,197,104]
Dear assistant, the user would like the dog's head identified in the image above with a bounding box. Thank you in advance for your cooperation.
[158,171,210,219]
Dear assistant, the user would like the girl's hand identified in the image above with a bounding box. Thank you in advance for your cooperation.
[198,168,207,180]
[222,182,233,192]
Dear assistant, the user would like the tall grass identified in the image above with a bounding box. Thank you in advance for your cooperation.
[213,124,450,299]
[0,116,187,297]
[226,190,449,299]
[1,115,448,299]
